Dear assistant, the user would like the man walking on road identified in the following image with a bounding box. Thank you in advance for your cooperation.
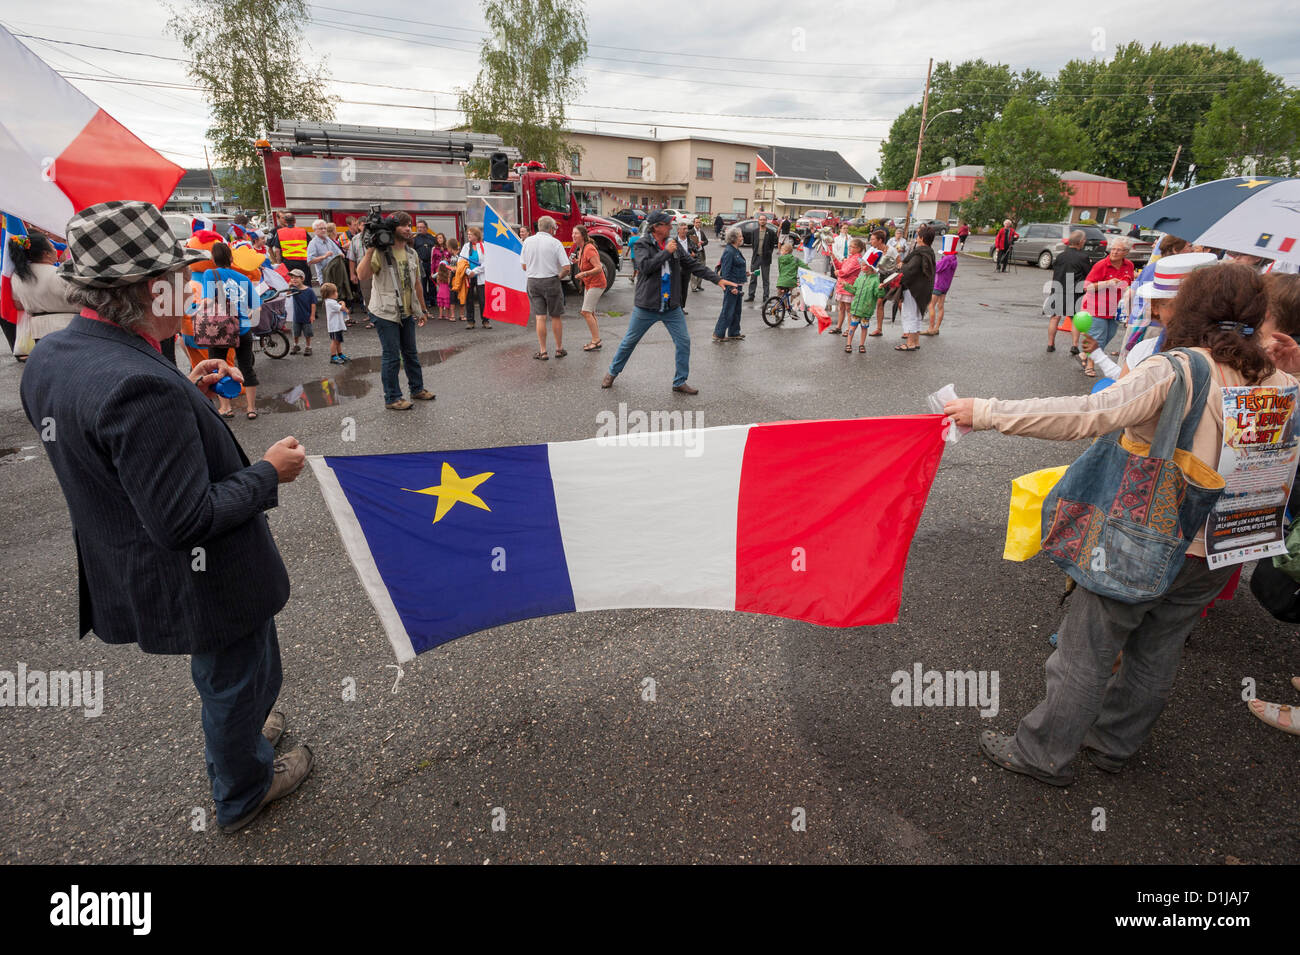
[746,213,777,304]
[602,211,741,394]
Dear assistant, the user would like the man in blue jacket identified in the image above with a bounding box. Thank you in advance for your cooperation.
[20,201,314,834]
[601,211,741,394]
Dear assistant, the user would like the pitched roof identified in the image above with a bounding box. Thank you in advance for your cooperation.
[756,146,868,185]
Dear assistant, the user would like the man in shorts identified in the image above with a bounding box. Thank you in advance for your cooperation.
[520,215,571,359]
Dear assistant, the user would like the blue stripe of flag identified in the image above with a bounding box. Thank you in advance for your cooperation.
[325,445,575,653]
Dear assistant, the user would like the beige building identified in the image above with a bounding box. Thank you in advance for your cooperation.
[753,146,870,219]
[563,130,765,219]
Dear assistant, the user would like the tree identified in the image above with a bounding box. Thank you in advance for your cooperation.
[961,99,1091,229]
[1050,43,1270,201]
[167,0,336,214]
[876,60,1026,189]
[458,0,587,174]
[1192,72,1300,180]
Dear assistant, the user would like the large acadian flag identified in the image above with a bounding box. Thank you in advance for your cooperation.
[312,416,947,662]
[0,26,185,235]
[480,203,530,326]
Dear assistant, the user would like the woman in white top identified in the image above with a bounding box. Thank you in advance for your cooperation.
[8,233,78,360]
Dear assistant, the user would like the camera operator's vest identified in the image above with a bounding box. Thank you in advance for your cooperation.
[277,227,308,260]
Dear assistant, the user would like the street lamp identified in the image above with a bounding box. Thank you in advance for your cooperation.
[904,107,963,236]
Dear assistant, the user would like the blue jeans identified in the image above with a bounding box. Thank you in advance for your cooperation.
[373,312,424,404]
[608,305,691,386]
[714,288,742,338]
[190,618,282,827]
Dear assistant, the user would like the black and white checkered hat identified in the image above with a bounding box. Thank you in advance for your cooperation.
[59,200,207,289]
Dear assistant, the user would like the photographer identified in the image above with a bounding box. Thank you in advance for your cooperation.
[356,210,435,411]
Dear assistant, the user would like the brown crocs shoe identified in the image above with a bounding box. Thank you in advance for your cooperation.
[220,744,314,834]
[978,730,1073,787]
[600,373,616,389]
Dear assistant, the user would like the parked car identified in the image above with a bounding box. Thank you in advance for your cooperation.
[1012,223,1109,268]
[611,208,647,230]
[732,218,780,249]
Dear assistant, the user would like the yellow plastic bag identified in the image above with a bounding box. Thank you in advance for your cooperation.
[13,311,35,358]
[1003,465,1069,561]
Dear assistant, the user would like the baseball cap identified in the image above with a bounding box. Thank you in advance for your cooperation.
[646,211,673,227]
[289,268,306,278]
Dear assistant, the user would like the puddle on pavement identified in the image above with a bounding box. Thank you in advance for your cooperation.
[256,346,462,414]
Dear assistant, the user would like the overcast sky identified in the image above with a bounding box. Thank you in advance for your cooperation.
[4,0,1299,180]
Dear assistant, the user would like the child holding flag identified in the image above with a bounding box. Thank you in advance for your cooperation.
[845,248,884,354]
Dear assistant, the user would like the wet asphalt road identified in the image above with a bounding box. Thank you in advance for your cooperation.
[0,254,1295,865]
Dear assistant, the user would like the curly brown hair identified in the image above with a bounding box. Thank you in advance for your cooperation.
[1164,263,1274,383]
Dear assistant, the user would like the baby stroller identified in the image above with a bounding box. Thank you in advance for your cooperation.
[251,288,292,359]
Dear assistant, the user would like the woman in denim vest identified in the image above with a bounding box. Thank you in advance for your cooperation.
[944,264,1298,786]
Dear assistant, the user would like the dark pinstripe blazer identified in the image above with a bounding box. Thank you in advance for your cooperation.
[20,315,290,654]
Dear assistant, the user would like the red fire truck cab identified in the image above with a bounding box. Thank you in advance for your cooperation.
[258,121,623,288]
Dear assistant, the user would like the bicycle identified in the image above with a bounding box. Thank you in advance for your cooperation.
[250,288,293,359]
[761,286,811,328]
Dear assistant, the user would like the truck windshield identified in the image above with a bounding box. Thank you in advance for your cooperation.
[535,178,571,214]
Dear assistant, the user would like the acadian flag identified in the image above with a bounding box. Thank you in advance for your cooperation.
[0,26,185,235]
[311,416,947,662]
[1,212,28,326]
[481,203,530,326]
[797,267,835,310]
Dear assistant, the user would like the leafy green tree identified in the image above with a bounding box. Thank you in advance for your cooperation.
[1050,42,1270,201]
[458,0,587,174]
[876,60,1025,189]
[961,99,1091,229]
[167,0,336,215]
[1192,72,1300,179]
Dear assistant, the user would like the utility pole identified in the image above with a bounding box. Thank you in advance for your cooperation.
[203,144,219,213]
[903,58,933,238]
[1161,144,1182,199]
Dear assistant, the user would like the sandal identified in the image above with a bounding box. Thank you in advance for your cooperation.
[220,410,235,419]
[845,342,852,353]
[246,411,258,420]
[554,348,567,358]
[1248,698,1300,734]
[868,331,882,337]
[894,344,919,351]
[583,339,602,351]
[1084,367,1097,377]
[859,344,866,353]
[533,351,548,360]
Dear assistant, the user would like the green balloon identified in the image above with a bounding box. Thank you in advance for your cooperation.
[1072,310,1093,334]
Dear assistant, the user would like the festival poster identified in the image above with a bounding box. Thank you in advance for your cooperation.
[1204,385,1300,569]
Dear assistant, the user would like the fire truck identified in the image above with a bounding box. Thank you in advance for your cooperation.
[258,120,624,288]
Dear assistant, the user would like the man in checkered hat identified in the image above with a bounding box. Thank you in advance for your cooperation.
[19,200,315,834]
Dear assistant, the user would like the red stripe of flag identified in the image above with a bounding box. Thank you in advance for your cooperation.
[1281,237,1296,253]
[734,415,947,626]
[482,281,531,326]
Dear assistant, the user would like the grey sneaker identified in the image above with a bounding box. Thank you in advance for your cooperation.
[262,710,286,748]
[220,744,314,834]
[978,730,1073,787]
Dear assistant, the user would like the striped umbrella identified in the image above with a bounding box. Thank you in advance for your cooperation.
[1121,176,1300,266]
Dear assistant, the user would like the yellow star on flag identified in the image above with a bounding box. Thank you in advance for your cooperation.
[492,218,510,237]
[404,462,494,523]
[1238,178,1271,189]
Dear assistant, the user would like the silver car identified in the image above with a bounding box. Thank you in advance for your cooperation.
[1012,223,1107,269]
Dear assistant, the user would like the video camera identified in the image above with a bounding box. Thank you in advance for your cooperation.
[362,203,400,250]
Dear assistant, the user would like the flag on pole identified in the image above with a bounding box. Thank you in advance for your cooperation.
[0,26,185,235]
[797,267,835,310]
[311,416,947,662]
[480,204,530,326]
[1,212,29,326]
